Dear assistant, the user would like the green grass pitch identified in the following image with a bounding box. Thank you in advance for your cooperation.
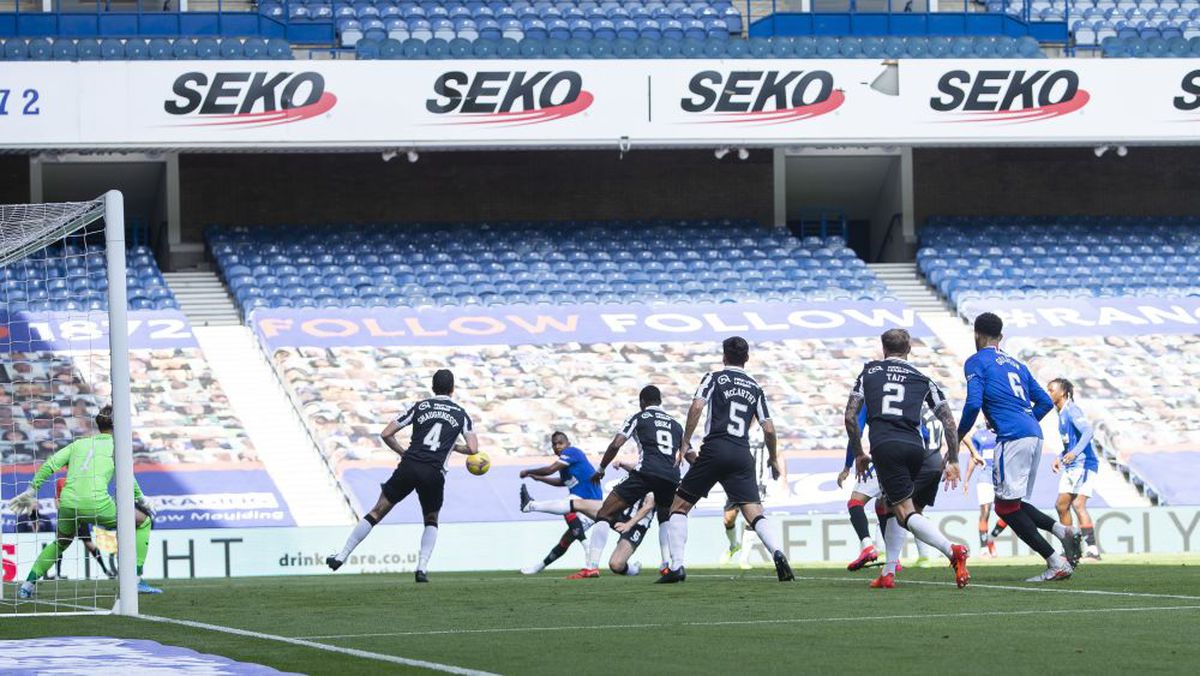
[8,561,1200,675]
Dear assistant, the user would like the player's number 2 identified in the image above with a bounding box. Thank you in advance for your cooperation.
[423,423,442,450]
[656,429,673,455]
[881,383,905,416]
[728,402,748,436]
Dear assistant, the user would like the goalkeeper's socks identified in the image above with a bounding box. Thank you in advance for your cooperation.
[337,515,377,562]
[417,525,437,572]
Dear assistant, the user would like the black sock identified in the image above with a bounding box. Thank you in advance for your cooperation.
[1082,527,1096,546]
[991,520,1007,537]
[848,504,871,542]
[544,532,574,566]
[1021,502,1057,532]
[1003,509,1055,558]
[878,513,891,538]
[91,549,111,576]
[979,530,989,548]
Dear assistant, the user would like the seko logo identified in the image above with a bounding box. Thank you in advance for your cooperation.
[1173,69,1200,111]
[929,70,1089,123]
[425,71,593,125]
[680,71,844,124]
[163,72,336,127]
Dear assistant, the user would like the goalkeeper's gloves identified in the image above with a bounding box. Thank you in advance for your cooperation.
[134,497,156,519]
[7,487,38,516]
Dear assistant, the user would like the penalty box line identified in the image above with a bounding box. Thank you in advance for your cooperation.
[294,604,1200,640]
[137,613,499,676]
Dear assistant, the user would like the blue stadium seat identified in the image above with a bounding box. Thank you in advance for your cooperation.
[52,40,78,61]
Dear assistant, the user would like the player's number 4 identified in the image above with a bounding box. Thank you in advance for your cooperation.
[424,423,442,450]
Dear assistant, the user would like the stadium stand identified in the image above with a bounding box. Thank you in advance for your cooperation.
[1,245,177,313]
[207,220,894,316]
[916,216,1200,315]
[0,37,294,61]
[1099,33,1200,54]
[351,33,1044,58]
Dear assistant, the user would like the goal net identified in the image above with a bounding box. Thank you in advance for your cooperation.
[0,192,139,617]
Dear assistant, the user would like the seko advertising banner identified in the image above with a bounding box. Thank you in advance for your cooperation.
[3,60,1200,148]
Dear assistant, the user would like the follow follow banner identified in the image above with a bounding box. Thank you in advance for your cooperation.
[252,301,932,349]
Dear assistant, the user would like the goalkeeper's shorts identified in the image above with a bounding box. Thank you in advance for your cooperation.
[56,500,117,538]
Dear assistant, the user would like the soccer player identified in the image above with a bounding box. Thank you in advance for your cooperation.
[12,405,159,598]
[845,328,969,590]
[658,336,794,583]
[1048,378,1100,562]
[518,431,606,578]
[839,407,884,571]
[326,369,478,583]
[53,476,115,579]
[963,425,999,557]
[721,439,788,569]
[606,496,666,577]
[957,313,1082,582]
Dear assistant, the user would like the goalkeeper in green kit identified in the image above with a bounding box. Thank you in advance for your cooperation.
[10,405,162,598]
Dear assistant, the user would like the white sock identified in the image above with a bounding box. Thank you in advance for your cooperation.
[915,537,933,558]
[658,524,671,567]
[860,536,874,549]
[667,513,688,570]
[738,526,755,563]
[1052,522,1069,540]
[724,524,739,550]
[1048,552,1068,568]
[417,525,437,572]
[883,518,905,576]
[528,499,572,516]
[337,517,375,561]
[905,513,954,559]
[586,521,610,570]
[751,517,781,557]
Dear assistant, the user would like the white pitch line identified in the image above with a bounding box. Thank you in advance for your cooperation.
[137,613,499,676]
[294,604,1200,640]
[790,574,1200,601]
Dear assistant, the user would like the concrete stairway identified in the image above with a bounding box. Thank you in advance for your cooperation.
[193,325,357,526]
[164,271,241,327]
[870,263,957,319]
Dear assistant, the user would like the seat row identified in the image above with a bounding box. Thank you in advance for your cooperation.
[0,37,292,61]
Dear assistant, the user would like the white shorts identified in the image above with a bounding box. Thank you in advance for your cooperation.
[975,479,995,506]
[851,472,883,500]
[992,437,1042,501]
[1058,465,1095,497]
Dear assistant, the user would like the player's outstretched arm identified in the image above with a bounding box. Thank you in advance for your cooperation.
[679,398,705,465]
[593,434,628,483]
[520,460,568,478]
[530,475,566,487]
[956,366,984,440]
[453,431,480,455]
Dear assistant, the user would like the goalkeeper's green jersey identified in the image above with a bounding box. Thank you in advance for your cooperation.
[30,434,144,509]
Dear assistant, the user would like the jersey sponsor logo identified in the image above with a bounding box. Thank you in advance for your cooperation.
[867,365,882,374]
[424,70,594,125]
[418,401,431,410]
[163,71,336,126]
[679,70,845,124]
[929,69,1089,123]
[717,374,731,385]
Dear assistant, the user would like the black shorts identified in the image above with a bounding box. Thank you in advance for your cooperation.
[872,442,941,508]
[677,442,761,506]
[613,471,679,517]
[381,461,445,515]
[619,520,651,549]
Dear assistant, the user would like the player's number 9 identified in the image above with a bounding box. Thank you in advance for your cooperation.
[727,402,748,436]
[881,383,905,416]
[656,429,673,455]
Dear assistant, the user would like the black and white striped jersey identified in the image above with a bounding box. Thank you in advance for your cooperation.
[618,406,683,482]
[694,367,771,450]
[393,395,473,469]
[850,358,947,451]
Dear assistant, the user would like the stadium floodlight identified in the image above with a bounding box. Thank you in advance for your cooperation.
[714,147,730,159]
[407,150,420,163]
[737,148,750,161]
[0,192,139,618]
[1094,145,1110,158]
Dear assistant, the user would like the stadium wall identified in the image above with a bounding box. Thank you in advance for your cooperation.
[0,155,29,204]
[913,147,1200,227]
[178,150,774,243]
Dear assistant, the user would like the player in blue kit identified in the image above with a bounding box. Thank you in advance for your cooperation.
[1049,378,1100,562]
[518,431,608,578]
[957,313,1083,582]
[964,426,999,557]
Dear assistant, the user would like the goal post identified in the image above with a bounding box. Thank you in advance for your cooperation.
[0,190,137,617]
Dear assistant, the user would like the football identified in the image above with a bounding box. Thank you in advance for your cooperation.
[466,452,491,476]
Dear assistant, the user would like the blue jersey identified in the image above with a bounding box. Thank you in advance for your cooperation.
[971,428,997,470]
[957,347,1053,443]
[1058,401,1098,472]
[558,446,601,500]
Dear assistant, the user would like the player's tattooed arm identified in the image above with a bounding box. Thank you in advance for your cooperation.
[844,394,870,480]
[679,398,705,466]
[379,420,408,457]
[453,431,480,455]
[934,401,960,464]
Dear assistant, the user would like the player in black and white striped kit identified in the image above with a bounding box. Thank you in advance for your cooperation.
[658,336,795,583]
[326,369,480,583]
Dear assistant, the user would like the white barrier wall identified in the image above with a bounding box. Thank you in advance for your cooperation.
[6,507,1199,581]
[3,60,1200,149]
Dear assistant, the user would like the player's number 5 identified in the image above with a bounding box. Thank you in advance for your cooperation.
[727,402,748,436]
